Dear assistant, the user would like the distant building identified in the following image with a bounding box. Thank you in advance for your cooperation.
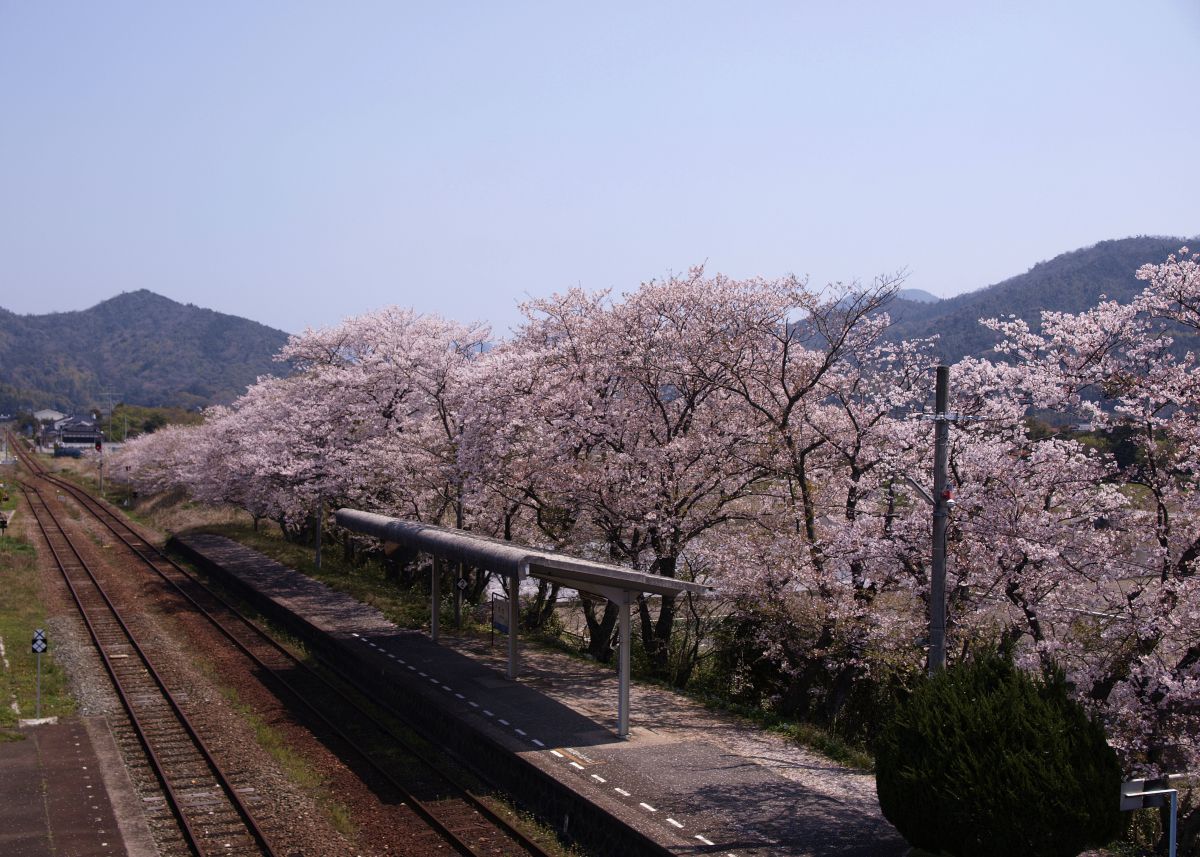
[57,421,102,447]
[34,408,68,423]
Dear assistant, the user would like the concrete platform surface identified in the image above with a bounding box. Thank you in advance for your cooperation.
[0,717,129,857]
[179,533,907,857]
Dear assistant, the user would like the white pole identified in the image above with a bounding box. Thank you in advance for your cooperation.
[506,570,520,679]
[618,598,631,738]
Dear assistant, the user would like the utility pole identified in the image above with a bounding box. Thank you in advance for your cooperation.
[929,365,951,674]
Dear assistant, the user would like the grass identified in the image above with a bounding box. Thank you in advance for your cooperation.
[204,665,357,838]
[192,521,436,630]
[0,527,77,735]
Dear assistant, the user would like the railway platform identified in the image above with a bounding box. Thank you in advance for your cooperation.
[175,533,907,857]
[0,716,152,857]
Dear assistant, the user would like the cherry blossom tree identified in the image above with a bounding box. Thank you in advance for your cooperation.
[984,248,1200,781]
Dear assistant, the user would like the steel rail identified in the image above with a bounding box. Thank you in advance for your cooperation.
[12,436,557,857]
[18,480,278,857]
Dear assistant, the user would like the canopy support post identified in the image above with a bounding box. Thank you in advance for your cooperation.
[506,568,521,679]
[618,593,632,738]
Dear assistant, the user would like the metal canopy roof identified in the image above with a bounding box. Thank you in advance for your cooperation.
[334,507,711,738]
[333,509,709,600]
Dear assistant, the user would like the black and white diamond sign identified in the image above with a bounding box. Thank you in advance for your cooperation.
[456,578,469,591]
[32,629,46,654]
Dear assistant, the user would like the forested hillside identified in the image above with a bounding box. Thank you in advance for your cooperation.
[883,235,1196,360]
[0,290,289,412]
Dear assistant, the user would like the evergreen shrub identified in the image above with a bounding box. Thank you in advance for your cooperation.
[875,651,1122,857]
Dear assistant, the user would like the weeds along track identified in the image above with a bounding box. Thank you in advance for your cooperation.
[20,479,279,857]
[13,437,559,857]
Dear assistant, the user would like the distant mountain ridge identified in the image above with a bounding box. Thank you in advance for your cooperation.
[2,237,1193,413]
[0,290,289,413]
[882,235,1197,361]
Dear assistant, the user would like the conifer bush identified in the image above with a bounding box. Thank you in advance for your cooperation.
[875,651,1122,857]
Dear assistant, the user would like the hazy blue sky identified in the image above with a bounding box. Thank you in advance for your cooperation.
[2,2,1198,335]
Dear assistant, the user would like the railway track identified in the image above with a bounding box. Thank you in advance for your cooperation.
[20,479,278,857]
[13,437,561,857]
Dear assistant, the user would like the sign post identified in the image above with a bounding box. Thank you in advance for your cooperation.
[31,629,47,719]
[455,575,467,629]
[1121,776,1186,857]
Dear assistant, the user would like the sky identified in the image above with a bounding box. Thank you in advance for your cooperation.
[2,2,1198,337]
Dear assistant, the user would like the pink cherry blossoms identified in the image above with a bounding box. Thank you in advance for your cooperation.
[115,252,1199,782]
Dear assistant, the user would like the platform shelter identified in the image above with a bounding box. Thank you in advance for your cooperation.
[333,508,709,737]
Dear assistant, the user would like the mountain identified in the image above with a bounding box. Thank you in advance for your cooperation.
[896,288,940,304]
[882,236,1197,362]
[0,290,290,413]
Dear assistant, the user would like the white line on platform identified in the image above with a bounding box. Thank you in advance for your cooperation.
[417,671,426,677]
[407,665,416,671]
[550,750,564,758]
[569,762,585,771]
[455,693,465,699]
[388,653,396,658]
[532,739,545,747]
[590,774,606,783]
[351,633,359,637]
[441,684,452,691]
[468,701,479,708]
[639,802,656,812]
[695,835,714,845]
[514,728,526,736]
[614,788,630,797]
[498,718,510,726]
[483,710,494,717]
[667,818,683,828]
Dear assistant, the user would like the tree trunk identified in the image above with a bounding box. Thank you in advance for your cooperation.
[581,596,618,662]
[635,554,679,678]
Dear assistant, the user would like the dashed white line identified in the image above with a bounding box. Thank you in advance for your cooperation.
[590,774,606,783]
[614,787,631,797]
[388,653,396,658]
[407,665,416,671]
[468,701,479,708]
[514,728,526,736]
[569,762,585,771]
[550,750,565,758]
[454,693,465,699]
[441,684,453,691]
[532,739,545,747]
[483,710,494,717]
[417,671,426,677]
[351,633,360,637]
[498,718,510,726]
[639,802,656,812]
[695,835,714,845]
[667,818,683,828]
